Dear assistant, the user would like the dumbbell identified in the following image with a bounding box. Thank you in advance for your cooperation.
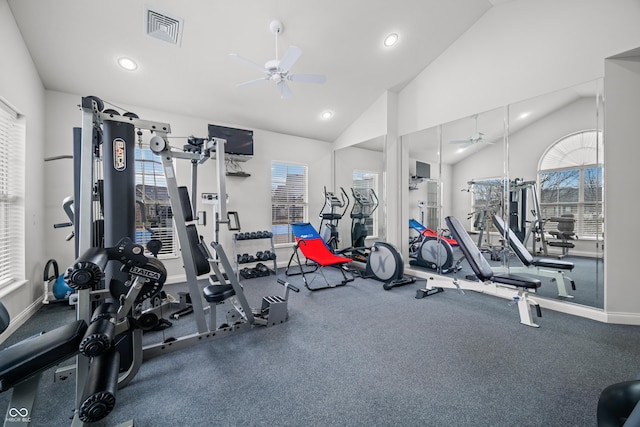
[255,263,270,277]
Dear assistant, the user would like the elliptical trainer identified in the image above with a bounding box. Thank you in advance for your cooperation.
[318,186,349,251]
[350,187,379,250]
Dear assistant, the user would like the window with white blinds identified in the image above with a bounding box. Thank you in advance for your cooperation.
[134,147,176,257]
[0,100,25,289]
[271,162,308,244]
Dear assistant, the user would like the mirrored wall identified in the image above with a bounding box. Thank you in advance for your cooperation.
[333,136,387,250]
[401,78,604,309]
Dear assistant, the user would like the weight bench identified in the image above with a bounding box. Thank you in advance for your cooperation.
[492,214,576,298]
[418,216,542,327]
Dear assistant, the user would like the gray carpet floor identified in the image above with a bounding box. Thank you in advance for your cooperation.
[1,268,638,426]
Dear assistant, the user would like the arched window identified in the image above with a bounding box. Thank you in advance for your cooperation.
[538,130,603,239]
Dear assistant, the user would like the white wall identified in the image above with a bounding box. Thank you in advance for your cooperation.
[334,92,388,151]
[604,51,640,320]
[0,0,46,335]
[394,0,640,322]
[44,90,333,283]
[398,0,640,136]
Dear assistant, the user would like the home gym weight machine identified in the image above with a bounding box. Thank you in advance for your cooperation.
[142,117,296,359]
[1,236,167,427]
[3,96,296,426]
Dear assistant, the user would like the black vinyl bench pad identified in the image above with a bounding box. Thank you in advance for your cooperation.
[492,273,541,289]
[531,257,574,271]
[0,320,87,392]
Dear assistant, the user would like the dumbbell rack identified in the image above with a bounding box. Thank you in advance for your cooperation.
[232,231,277,280]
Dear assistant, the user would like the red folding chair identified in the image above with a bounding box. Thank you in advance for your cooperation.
[285,222,354,291]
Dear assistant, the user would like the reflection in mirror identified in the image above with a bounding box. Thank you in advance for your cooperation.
[403,125,447,274]
[401,80,605,311]
[403,107,507,276]
[505,79,604,309]
[333,136,386,251]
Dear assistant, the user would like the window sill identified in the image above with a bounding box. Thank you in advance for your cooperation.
[0,279,29,299]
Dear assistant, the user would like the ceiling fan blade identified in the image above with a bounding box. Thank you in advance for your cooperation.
[277,80,293,99]
[288,73,326,84]
[278,46,302,73]
[237,77,270,87]
[229,53,268,73]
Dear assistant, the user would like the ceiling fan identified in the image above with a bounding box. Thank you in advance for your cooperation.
[229,20,326,99]
[449,114,490,147]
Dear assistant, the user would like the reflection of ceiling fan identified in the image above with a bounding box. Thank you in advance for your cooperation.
[229,20,326,99]
[449,114,490,147]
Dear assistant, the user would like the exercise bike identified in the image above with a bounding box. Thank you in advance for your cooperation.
[318,186,349,252]
[407,199,458,274]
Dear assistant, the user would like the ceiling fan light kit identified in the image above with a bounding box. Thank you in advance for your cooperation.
[230,20,326,99]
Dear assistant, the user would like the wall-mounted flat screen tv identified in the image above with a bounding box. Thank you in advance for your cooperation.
[416,161,431,179]
[208,124,254,156]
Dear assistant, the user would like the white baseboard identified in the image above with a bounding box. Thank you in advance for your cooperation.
[604,311,640,325]
[536,297,608,323]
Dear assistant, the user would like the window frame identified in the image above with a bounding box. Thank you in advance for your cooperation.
[0,99,25,291]
[271,161,308,245]
[538,130,604,240]
[134,146,177,258]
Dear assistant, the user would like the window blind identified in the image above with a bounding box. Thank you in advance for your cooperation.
[271,162,307,244]
[0,100,25,288]
[134,146,176,257]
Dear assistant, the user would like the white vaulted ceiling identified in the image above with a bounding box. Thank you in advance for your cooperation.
[8,0,497,141]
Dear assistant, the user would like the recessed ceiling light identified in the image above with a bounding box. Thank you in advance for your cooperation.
[117,57,138,71]
[384,33,399,47]
[321,110,333,120]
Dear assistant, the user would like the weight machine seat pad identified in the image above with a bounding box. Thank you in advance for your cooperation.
[491,273,541,289]
[547,241,576,248]
[203,284,235,303]
[178,186,194,222]
[531,257,574,271]
[186,224,212,276]
[0,320,87,393]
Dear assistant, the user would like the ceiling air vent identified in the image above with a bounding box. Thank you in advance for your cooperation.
[145,9,183,46]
